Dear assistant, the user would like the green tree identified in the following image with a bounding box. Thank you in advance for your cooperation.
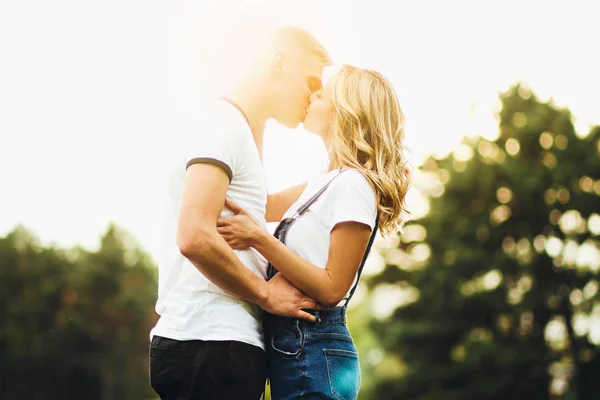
[0,224,158,400]
[368,86,600,399]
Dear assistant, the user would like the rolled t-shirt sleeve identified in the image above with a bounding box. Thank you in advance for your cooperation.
[326,171,378,232]
[183,120,241,183]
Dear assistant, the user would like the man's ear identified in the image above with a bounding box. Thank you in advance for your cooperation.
[272,53,284,78]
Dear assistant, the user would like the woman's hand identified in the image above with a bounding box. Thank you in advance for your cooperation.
[217,198,262,250]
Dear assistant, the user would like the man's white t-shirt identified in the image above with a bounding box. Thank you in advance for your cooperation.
[150,99,269,349]
[281,168,378,306]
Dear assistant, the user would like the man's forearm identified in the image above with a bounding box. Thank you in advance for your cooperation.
[182,229,268,307]
[252,228,338,307]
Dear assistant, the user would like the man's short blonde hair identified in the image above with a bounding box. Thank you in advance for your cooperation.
[218,25,331,90]
[272,26,332,67]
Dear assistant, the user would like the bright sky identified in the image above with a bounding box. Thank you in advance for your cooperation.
[1,0,598,260]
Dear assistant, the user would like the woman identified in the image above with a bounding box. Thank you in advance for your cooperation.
[217,65,411,399]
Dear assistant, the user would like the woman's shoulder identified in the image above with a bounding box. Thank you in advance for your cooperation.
[334,168,374,192]
[326,169,377,211]
[309,168,375,200]
[323,168,378,228]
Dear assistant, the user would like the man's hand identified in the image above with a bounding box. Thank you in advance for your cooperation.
[261,274,322,323]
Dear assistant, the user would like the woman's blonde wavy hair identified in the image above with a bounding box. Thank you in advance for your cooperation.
[327,64,412,237]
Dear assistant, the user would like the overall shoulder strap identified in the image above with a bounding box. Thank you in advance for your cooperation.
[345,215,379,306]
[266,169,347,279]
[292,168,347,219]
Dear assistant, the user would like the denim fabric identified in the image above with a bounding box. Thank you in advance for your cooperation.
[266,307,360,400]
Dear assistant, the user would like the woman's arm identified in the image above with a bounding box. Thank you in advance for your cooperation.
[253,222,371,308]
[218,199,372,308]
[265,183,307,222]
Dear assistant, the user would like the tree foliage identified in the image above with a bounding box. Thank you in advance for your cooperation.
[365,85,600,399]
[0,224,158,400]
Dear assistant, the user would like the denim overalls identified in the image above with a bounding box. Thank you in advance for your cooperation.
[264,170,378,400]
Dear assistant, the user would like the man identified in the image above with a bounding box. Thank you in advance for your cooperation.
[150,27,332,399]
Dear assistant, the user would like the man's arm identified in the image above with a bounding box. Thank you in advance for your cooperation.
[177,163,318,320]
[265,182,307,222]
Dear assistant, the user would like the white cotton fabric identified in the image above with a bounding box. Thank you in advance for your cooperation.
[282,168,377,306]
[150,99,268,350]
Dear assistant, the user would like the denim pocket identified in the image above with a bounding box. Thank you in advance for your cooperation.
[324,349,360,400]
[269,320,303,356]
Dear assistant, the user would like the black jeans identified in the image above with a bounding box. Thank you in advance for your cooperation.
[150,336,267,400]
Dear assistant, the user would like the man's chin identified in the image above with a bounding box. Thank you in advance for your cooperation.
[280,118,302,129]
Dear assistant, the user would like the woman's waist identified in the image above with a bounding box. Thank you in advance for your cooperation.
[267,306,347,329]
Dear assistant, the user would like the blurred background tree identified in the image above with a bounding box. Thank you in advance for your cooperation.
[349,85,600,399]
[0,225,158,400]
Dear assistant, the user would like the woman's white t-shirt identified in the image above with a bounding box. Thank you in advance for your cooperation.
[281,168,378,306]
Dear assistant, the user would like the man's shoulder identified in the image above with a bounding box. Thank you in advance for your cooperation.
[180,101,248,149]
[199,99,249,132]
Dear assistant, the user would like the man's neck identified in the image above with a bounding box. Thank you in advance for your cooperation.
[224,89,269,161]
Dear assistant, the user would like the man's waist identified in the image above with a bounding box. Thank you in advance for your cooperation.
[151,315,265,350]
[159,290,262,316]
[175,251,268,280]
